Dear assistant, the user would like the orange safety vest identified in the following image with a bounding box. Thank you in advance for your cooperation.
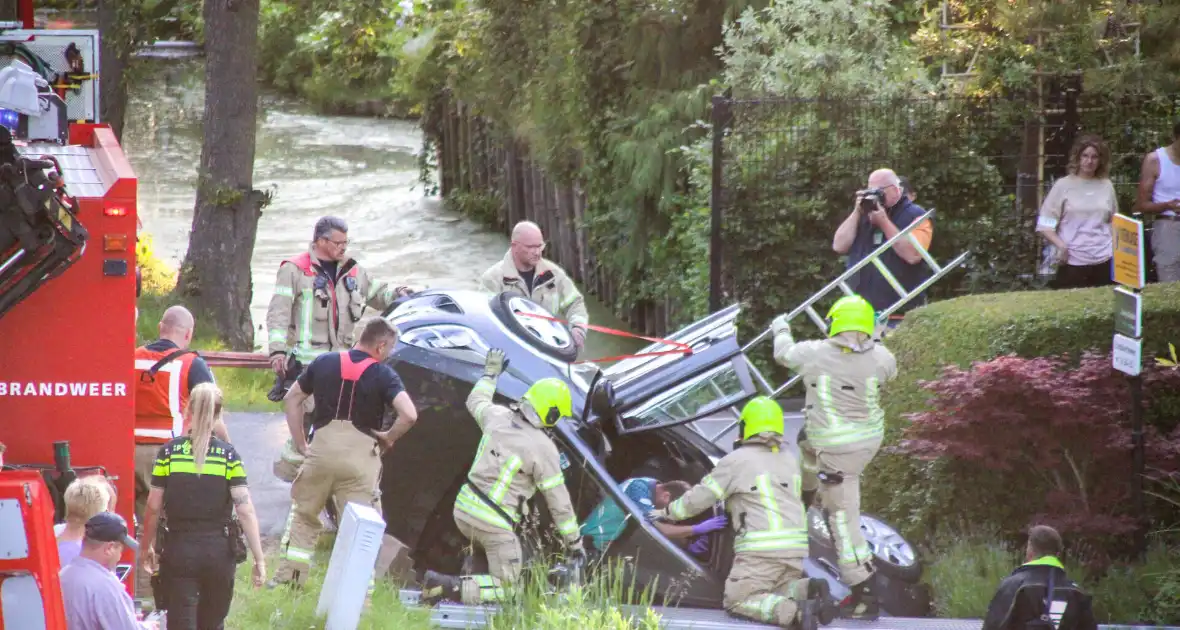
[133,346,199,444]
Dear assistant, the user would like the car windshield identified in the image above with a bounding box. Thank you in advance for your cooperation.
[620,357,753,432]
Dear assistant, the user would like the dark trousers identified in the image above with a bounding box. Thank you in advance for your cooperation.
[160,531,236,630]
[1051,259,1112,289]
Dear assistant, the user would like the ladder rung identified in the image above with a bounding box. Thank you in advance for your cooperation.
[838,281,854,296]
[804,305,828,335]
[906,233,943,273]
[870,257,908,298]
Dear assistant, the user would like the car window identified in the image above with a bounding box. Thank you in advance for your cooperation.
[619,357,755,433]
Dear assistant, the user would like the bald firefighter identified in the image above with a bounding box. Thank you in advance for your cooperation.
[651,397,834,630]
[420,349,584,605]
[771,294,898,620]
[479,221,590,354]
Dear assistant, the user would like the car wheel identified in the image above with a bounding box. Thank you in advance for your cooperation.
[862,513,923,582]
[489,292,579,363]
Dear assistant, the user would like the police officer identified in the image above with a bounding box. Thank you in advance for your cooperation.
[479,221,590,354]
[271,317,418,587]
[771,294,898,620]
[139,383,266,629]
[420,349,584,605]
[265,216,416,409]
[651,396,832,630]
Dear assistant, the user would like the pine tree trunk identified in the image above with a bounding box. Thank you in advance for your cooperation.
[176,0,264,351]
[96,0,128,140]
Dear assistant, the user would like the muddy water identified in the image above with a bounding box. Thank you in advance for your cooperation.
[121,58,641,359]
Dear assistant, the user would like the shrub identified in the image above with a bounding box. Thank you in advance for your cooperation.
[897,351,1180,552]
[864,281,1180,548]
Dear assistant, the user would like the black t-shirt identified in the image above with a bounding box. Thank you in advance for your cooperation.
[297,349,405,435]
[146,339,215,391]
[319,259,339,284]
[150,436,247,533]
[519,267,536,293]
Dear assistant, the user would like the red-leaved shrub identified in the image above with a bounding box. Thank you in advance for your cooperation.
[898,351,1180,544]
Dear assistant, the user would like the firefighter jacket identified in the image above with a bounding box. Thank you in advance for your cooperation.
[134,345,199,445]
[773,327,898,452]
[266,247,403,363]
[478,250,589,332]
[653,436,808,558]
[454,374,583,551]
[981,556,1098,630]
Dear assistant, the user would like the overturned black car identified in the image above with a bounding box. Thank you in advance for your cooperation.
[377,289,931,616]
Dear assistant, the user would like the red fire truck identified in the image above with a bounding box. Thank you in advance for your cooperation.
[0,11,140,629]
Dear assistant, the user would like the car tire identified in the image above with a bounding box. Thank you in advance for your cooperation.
[489,292,579,363]
[862,513,923,583]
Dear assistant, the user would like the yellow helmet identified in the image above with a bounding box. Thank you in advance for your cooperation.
[739,396,784,441]
[827,294,876,337]
[523,378,574,428]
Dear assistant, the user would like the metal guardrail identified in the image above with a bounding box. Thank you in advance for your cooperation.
[396,589,1180,630]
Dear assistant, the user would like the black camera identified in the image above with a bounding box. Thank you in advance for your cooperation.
[857,187,885,213]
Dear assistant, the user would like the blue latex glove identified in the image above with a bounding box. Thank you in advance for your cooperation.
[688,536,710,556]
[691,515,728,536]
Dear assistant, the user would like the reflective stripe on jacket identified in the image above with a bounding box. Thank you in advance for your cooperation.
[134,346,197,444]
[265,248,401,362]
[656,438,808,557]
[773,329,898,452]
[478,250,589,330]
[455,375,582,549]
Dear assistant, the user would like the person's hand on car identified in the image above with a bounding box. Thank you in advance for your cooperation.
[484,348,507,378]
[691,514,728,536]
[688,536,710,556]
[571,326,586,351]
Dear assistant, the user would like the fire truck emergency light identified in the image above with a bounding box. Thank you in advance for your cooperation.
[103,206,127,217]
[316,501,386,630]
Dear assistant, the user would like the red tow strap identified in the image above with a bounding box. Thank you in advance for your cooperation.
[514,312,692,363]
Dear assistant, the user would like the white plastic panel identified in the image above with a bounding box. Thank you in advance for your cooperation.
[317,501,386,630]
[0,498,29,560]
[1,575,47,630]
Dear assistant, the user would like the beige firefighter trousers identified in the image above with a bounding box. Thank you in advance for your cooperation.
[724,553,811,627]
[133,443,161,527]
[800,437,880,586]
[275,420,383,585]
[453,510,523,604]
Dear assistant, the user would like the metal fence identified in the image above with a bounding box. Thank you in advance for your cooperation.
[708,84,1180,315]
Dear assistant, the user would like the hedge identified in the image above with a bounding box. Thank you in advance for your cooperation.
[863,280,1180,547]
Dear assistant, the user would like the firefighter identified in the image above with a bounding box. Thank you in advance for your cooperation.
[265,216,416,417]
[419,349,584,606]
[649,396,833,630]
[479,221,589,354]
[271,317,419,587]
[771,294,898,620]
[133,305,222,526]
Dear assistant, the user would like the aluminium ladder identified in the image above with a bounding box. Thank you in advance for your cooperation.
[707,208,972,444]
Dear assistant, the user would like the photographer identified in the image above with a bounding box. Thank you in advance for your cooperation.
[832,168,933,318]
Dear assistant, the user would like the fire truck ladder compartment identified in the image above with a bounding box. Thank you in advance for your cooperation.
[0,152,86,321]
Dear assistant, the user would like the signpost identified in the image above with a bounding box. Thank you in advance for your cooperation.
[1111,213,1146,556]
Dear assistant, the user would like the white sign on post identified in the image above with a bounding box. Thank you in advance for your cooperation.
[1112,333,1143,376]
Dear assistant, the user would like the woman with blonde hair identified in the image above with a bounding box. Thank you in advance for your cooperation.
[56,475,116,565]
[138,383,265,629]
[1036,134,1119,289]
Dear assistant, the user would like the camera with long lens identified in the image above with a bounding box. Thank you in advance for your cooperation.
[856,187,885,213]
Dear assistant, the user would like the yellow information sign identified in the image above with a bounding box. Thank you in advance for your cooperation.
[1112,213,1145,289]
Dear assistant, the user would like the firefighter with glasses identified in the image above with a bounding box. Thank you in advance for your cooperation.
[771,294,898,620]
[651,396,834,630]
[420,349,584,605]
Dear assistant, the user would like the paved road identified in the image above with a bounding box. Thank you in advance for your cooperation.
[224,411,292,539]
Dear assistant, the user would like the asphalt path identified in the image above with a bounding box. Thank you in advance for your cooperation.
[226,407,809,540]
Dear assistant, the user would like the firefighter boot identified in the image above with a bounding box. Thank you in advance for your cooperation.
[794,600,820,630]
[839,575,880,621]
[420,570,462,606]
[805,577,838,625]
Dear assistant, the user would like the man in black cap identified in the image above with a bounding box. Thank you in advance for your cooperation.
[59,512,157,630]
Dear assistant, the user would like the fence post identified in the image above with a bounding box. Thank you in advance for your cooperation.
[1062,76,1081,152]
[709,94,732,312]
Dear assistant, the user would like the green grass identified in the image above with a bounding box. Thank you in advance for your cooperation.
[136,234,275,413]
[223,534,665,630]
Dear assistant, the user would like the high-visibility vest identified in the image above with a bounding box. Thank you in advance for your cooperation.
[133,346,198,444]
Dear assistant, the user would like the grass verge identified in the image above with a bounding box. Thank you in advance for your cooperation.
[136,234,274,413]
[925,526,1180,625]
[226,535,665,630]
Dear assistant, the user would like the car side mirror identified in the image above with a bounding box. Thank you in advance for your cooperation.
[588,379,617,429]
